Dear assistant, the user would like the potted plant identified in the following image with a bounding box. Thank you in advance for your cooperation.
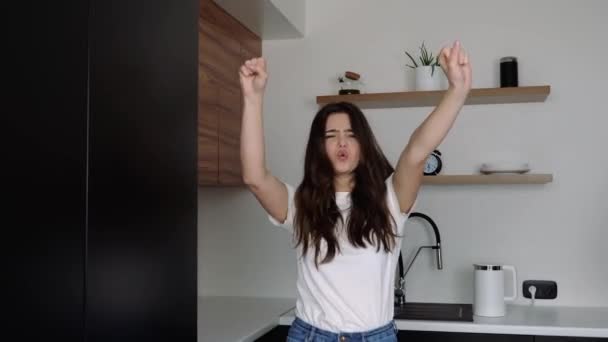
[405,41,447,91]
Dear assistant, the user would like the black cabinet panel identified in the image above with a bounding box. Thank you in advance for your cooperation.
[7,1,89,340]
[536,336,608,342]
[398,330,533,342]
[255,325,290,341]
[86,0,198,341]
[9,0,197,340]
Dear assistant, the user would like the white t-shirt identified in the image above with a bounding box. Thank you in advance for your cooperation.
[268,173,415,333]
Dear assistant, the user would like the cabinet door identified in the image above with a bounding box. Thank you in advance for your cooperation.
[398,331,533,342]
[199,0,242,90]
[199,82,219,185]
[87,0,198,341]
[198,0,261,186]
[535,336,608,342]
[7,0,88,340]
[218,85,243,185]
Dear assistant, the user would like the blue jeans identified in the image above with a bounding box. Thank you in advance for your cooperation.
[287,317,398,342]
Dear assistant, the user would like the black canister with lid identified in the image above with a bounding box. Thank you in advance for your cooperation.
[500,56,518,87]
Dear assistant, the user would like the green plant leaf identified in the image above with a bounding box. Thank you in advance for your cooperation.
[420,43,428,63]
[405,51,418,67]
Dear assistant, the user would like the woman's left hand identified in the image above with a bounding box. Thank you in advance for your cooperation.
[439,40,472,95]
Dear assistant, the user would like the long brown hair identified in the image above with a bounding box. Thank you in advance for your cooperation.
[294,102,397,266]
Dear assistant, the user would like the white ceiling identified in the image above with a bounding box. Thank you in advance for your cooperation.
[213,0,305,40]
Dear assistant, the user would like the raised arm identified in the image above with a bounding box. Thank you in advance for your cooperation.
[239,57,290,223]
[393,41,472,213]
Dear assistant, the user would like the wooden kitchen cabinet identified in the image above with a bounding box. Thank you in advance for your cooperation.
[199,82,219,184]
[198,0,261,186]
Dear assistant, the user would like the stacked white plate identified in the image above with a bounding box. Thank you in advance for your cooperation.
[480,162,530,174]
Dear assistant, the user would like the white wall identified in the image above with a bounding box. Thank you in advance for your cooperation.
[199,0,608,307]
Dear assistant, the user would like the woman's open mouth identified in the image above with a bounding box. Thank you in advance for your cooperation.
[337,150,348,161]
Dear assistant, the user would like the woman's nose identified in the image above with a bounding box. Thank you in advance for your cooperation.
[338,136,347,147]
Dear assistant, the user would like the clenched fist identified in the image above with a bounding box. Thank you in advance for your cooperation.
[239,57,268,100]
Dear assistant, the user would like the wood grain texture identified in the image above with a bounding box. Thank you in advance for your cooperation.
[317,86,551,109]
[237,24,262,59]
[218,86,243,185]
[198,82,218,185]
[199,20,241,88]
[198,0,261,186]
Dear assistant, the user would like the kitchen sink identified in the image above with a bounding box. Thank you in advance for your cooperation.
[393,302,473,322]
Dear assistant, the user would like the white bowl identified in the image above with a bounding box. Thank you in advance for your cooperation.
[480,162,530,174]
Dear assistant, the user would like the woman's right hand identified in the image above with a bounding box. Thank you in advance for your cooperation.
[239,57,268,100]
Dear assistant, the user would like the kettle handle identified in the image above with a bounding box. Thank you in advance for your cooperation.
[503,265,517,301]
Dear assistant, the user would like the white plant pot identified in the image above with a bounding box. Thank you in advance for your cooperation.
[415,66,448,91]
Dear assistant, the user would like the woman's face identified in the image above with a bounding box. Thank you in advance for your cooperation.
[324,113,361,176]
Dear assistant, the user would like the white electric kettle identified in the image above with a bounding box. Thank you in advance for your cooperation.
[473,264,517,317]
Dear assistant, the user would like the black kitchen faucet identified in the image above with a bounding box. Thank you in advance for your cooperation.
[395,212,443,306]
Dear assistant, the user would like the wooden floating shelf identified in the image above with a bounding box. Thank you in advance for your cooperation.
[422,174,553,185]
[317,85,550,109]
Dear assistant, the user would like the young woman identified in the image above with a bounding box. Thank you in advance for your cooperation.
[240,41,471,342]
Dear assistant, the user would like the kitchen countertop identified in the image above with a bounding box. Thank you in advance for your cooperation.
[198,296,295,342]
[278,304,608,338]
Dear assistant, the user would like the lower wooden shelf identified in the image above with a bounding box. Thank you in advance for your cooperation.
[423,174,553,185]
[316,85,551,109]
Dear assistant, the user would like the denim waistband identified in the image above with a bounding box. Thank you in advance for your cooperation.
[291,316,397,340]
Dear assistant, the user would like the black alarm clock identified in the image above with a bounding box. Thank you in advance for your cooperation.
[424,150,442,175]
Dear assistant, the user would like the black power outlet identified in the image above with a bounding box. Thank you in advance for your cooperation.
[522,280,558,299]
